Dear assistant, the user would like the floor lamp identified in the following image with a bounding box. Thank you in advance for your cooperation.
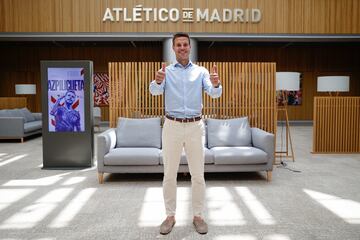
[15,84,36,95]
[276,72,300,162]
[315,76,350,153]
[15,84,37,109]
[317,76,350,96]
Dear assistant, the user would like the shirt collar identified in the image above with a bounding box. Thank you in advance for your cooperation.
[174,60,193,69]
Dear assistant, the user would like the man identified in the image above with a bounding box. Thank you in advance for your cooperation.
[50,90,81,132]
[149,32,222,235]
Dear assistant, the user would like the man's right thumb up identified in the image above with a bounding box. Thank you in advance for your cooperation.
[155,63,166,84]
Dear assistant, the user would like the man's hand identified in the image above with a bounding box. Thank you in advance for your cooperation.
[210,65,220,87]
[155,63,166,84]
[55,95,65,105]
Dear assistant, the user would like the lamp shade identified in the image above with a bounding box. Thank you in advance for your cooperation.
[276,72,300,91]
[317,76,350,92]
[15,84,36,94]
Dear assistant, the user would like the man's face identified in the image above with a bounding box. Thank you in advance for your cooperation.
[172,37,191,63]
[65,92,76,105]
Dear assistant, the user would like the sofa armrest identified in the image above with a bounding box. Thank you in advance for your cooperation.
[97,128,116,172]
[251,128,275,168]
[0,117,25,137]
[32,112,42,121]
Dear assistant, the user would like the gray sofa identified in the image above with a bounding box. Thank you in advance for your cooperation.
[0,108,42,142]
[97,117,274,184]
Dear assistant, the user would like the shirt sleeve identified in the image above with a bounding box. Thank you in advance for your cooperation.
[202,68,222,98]
[149,80,165,96]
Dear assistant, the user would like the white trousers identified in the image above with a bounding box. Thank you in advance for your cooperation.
[162,118,206,217]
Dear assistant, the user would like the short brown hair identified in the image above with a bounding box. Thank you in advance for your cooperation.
[172,32,190,46]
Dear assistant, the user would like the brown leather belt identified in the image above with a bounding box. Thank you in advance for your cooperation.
[166,115,202,123]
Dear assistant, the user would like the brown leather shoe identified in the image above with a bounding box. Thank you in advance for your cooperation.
[160,218,176,235]
[193,218,208,234]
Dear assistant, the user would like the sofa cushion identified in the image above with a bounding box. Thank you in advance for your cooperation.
[0,109,9,117]
[24,120,42,133]
[104,148,161,165]
[33,112,42,121]
[160,148,214,165]
[203,127,207,148]
[211,146,268,165]
[7,109,24,119]
[20,108,36,122]
[207,117,252,148]
[116,117,161,148]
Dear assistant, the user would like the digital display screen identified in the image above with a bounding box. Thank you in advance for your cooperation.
[47,68,85,132]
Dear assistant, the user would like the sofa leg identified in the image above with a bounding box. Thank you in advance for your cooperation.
[266,171,272,182]
[20,138,24,143]
[98,172,104,184]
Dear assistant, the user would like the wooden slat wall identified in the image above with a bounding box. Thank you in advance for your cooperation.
[313,97,360,153]
[109,62,276,133]
[0,97,27,109]
[109,62,165,125]
[99,106,109,121]
[1,44,358,119]
[1,0,360,34]
[199,44,360,121]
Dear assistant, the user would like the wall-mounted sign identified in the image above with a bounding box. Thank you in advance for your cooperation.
[103,5,261,23]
